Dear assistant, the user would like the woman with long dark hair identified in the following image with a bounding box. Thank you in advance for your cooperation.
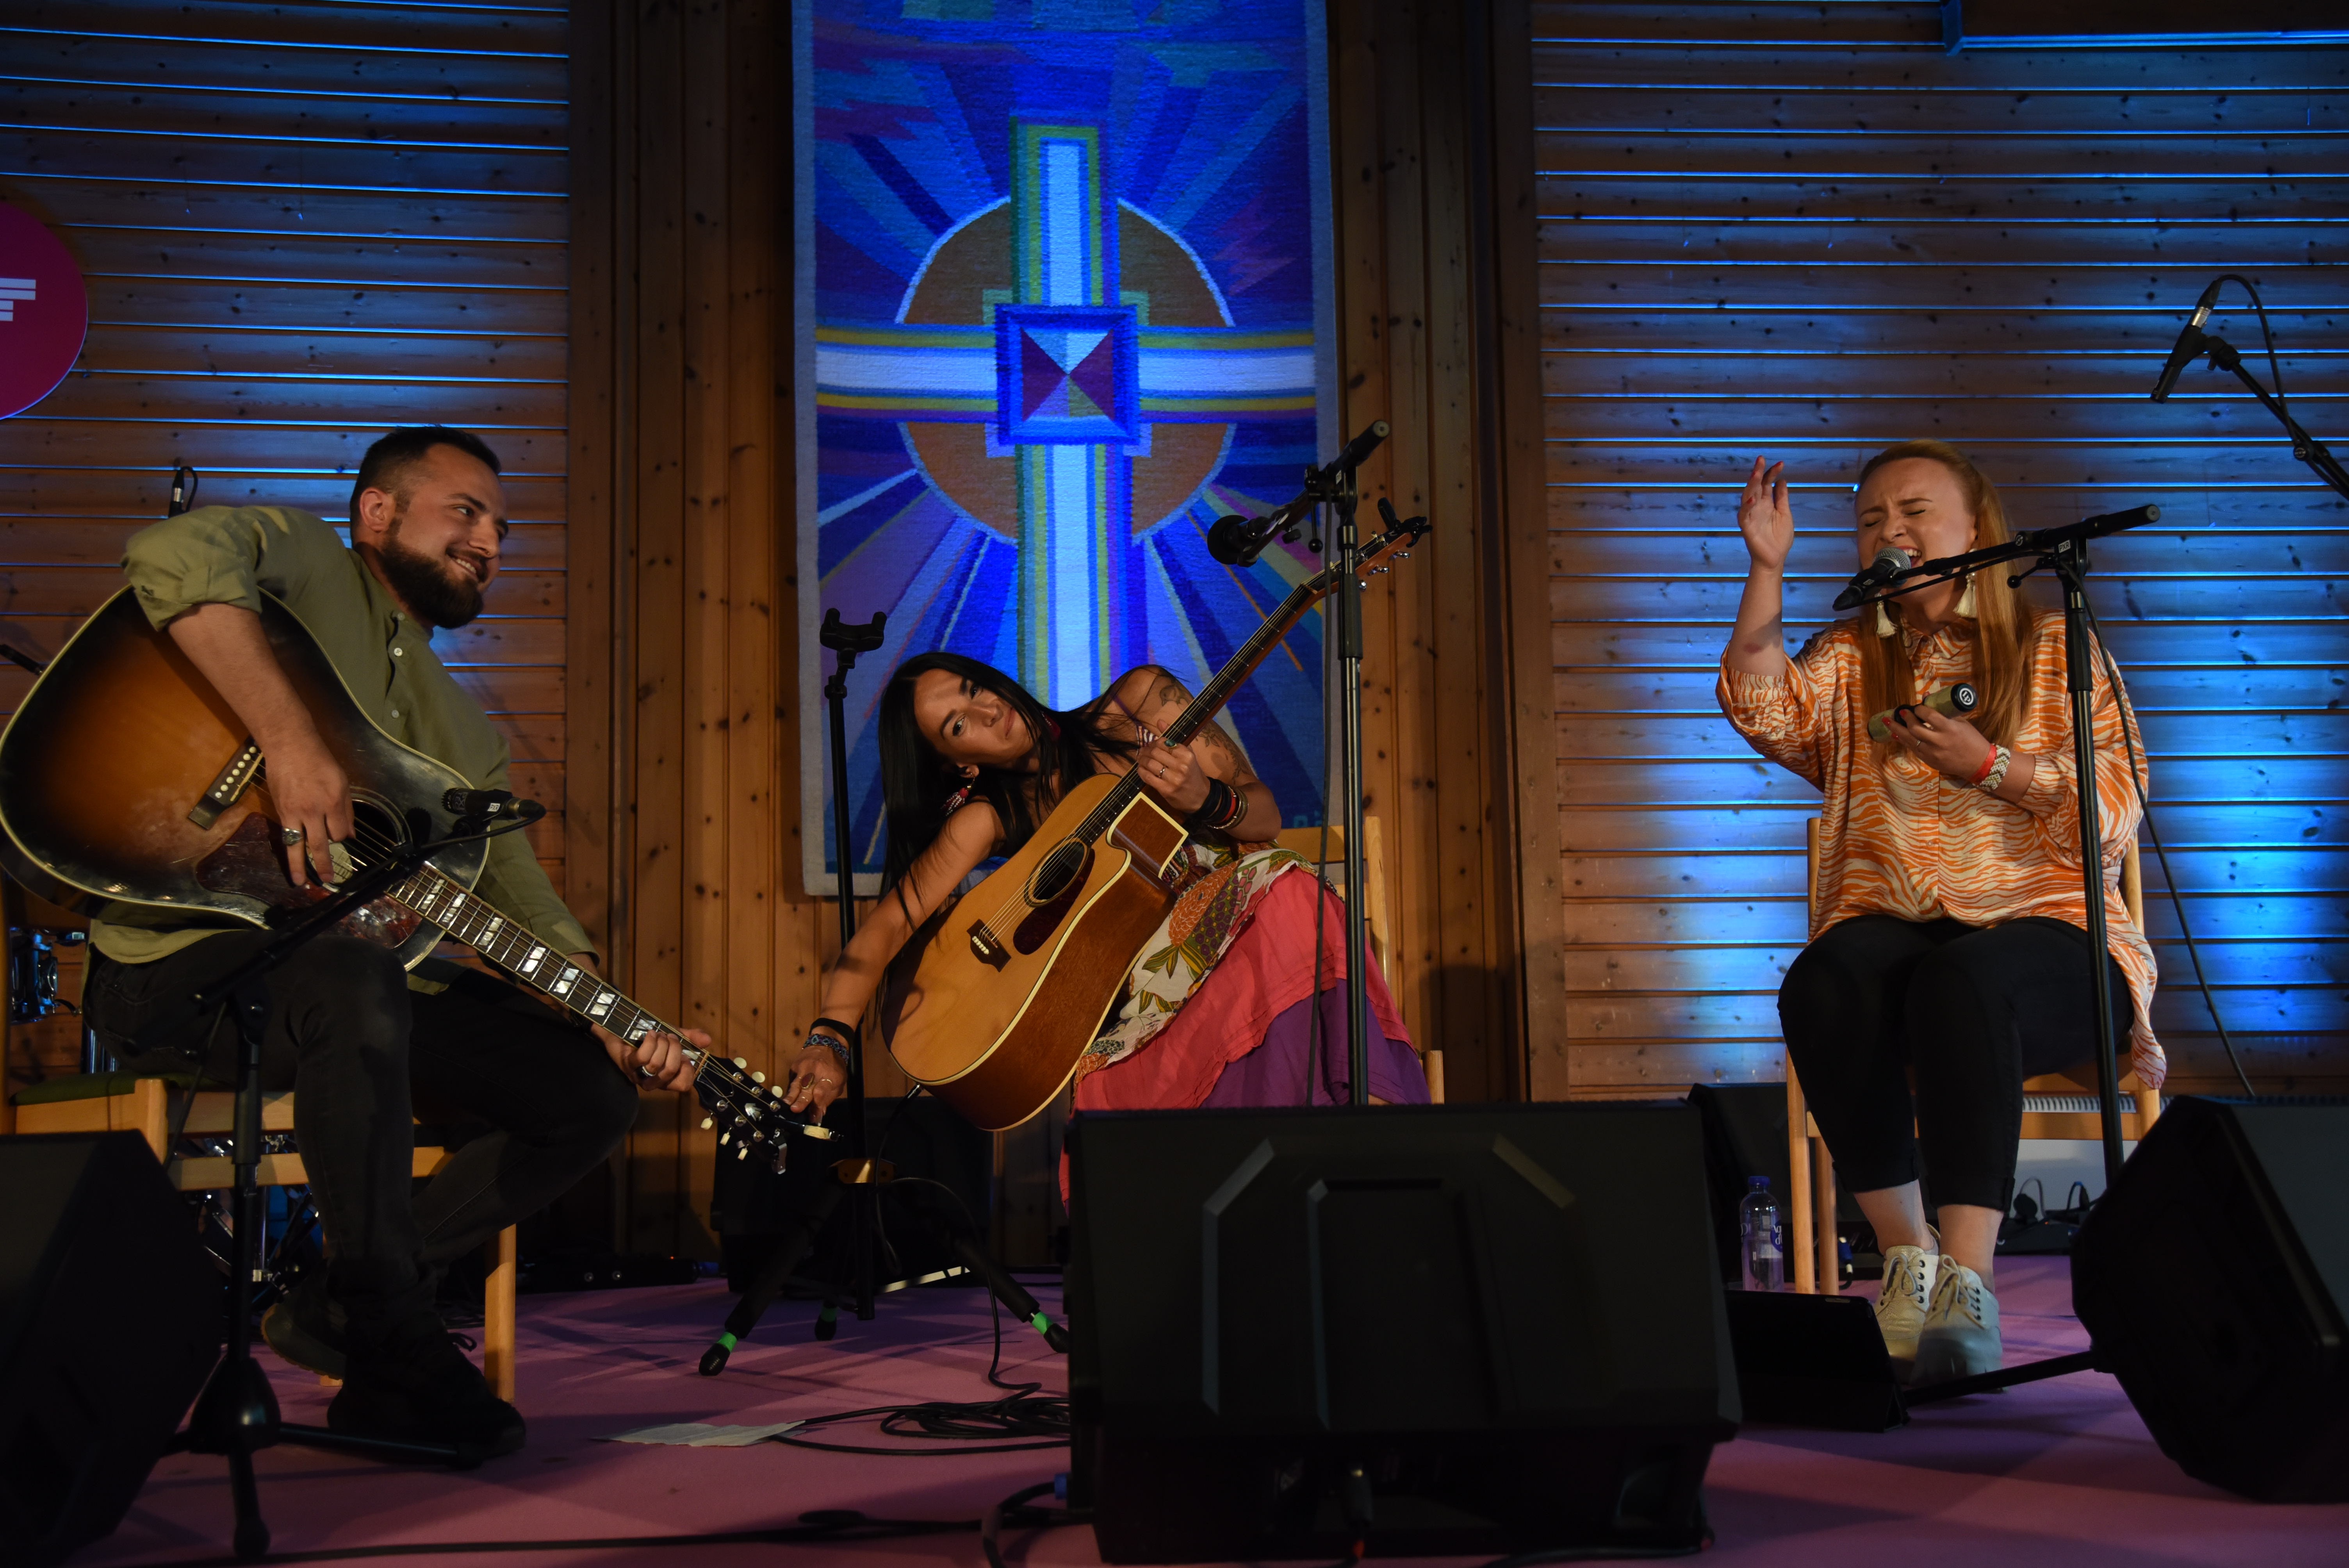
[778,652,1427,1127]
[1720,440,2160,1384]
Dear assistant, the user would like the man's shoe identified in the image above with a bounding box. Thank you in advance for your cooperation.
[1874,1244,1939,1382]
[261,1273,348,1379]
[329,1311,524,1465]
[1912,1260,2002,1384]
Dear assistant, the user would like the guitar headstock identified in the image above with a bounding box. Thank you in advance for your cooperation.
[693,1051,838,1174]
[1299,503,1431,605]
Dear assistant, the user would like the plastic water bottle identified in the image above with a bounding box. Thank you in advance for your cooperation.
[1740,1175,1785,1291]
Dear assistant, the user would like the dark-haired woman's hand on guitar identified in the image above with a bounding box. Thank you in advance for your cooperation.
[1134,734,1210,815]
[782,1042,849,1122]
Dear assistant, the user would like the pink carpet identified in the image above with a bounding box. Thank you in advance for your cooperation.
[79,1259,2348,1567]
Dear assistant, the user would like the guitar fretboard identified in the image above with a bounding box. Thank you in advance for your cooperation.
[1074,559,1335,844]
[390,864,680,1048]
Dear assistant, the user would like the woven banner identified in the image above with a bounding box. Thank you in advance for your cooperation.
[795,0,1336,892]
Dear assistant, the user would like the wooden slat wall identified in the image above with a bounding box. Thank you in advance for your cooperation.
[1326,0,1559,1104]
[0,0,570,1095]
[570,0,812,1258]
[1536,1,2349,1097]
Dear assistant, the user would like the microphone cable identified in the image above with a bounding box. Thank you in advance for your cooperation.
[2073,594,2258,1098]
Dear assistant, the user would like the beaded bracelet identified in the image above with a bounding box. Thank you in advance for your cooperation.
[1976,745,2013,793]
[1184,778,1235,836]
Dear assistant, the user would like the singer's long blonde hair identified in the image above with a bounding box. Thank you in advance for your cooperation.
[1854,440,2036,752]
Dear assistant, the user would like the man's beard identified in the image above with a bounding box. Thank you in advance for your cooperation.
[376,522,486,629]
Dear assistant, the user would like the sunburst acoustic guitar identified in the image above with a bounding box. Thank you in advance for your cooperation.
[880,512,1429,1131]
[0,590,819,1166]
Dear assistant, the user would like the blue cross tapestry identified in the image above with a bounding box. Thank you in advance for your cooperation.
[794,0,1337,893]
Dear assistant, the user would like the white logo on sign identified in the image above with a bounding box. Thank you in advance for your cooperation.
[0,277,32,323]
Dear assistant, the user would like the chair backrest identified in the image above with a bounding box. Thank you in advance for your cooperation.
[1271,818,1392,976]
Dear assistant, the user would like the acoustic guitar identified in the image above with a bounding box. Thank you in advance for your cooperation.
[882,513,1429,1130]
[0,590,821,1166]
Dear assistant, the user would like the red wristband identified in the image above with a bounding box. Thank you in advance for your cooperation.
[1969,747,2000,785]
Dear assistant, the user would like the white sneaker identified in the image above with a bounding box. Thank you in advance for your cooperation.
[1875,1245,1939,1379]
[1914,1260,2002,1384]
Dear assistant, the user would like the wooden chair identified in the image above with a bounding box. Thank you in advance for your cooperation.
[1271,816,1442,1102]
[1784,819,2161,1295]
[2,881,519,1397]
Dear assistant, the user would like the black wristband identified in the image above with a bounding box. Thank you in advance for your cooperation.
[810,1015,861,1048]
[1184,778,1235,836]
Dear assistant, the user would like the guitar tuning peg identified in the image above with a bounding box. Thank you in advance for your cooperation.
[733,1056,748,1068]
[700,1117,714,1131]
[770,1084,787,1099]
[1356,580,1369,590]
[1395,550,1411,559]
[1371,567,1390,576]
[752,1071,766,1084]
[719,1132,731,1146]
[736,1145,751,1160]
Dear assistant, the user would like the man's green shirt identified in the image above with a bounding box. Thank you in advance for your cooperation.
[89,504,593,968]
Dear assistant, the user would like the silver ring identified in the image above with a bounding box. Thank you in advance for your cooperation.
[281,827,305,845]
[636,1064,656,1080]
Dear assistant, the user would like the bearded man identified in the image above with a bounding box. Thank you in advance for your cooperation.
[82,427,706,1460]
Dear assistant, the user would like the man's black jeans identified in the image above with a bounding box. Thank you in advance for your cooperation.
[87,931,640,1332]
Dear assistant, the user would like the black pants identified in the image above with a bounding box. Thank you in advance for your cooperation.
[87,932,640,1331]
[1777,914,2133,1212]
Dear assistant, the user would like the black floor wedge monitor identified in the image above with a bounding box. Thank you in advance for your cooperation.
[2073,1096,2349,1503]
[1066,1102,1738,1563]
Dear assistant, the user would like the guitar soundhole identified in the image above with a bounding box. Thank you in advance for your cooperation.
[1030,840,1086,905]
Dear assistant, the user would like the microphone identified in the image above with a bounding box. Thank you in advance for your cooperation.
[1207,511,1282,568]
[2015,504,2160,551]
[1322,419,1390,476]
[2150,280,2224,402]
[1832,546,1912,612]
[444,788,530,822]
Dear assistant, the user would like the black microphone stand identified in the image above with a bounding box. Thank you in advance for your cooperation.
[699,609,1065,1371]
[158,817,479,1560]
[1859,506,2159,1193]
[1233,422,1390,1103]
[1856,508,2160,1407]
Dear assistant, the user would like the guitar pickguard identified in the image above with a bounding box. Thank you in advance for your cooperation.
[194,810,428,950]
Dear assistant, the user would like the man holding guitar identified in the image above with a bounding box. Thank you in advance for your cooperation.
[79,426,708,1462]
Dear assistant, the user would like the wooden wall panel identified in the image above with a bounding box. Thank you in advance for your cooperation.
[0,0,570,1100]
[1326,0,1557,1104]
[570,0,811,1258]
[1535,0,2349,1098]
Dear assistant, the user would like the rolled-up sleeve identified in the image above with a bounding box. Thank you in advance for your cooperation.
[1717,632,1844,789]
[122,506,346,629]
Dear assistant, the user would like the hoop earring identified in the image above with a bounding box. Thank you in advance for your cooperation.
[1875,602,1897,638]
[1955,574,1978,618]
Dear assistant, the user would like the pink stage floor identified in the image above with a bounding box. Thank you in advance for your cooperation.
[81,1258,2347,1568]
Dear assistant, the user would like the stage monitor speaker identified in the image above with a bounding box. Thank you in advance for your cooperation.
[2073,1096,2349,1503]
[1066,1103,1738,1564]
[0,1133,222,1566]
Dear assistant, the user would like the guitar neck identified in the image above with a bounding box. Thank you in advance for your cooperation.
[1076,572,1323,841]
[392,865,682,1049]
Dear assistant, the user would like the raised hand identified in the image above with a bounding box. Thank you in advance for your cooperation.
[1739,455,1794,573]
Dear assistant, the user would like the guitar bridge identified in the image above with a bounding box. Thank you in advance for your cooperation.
[969,920,1008,970]
[188,738,264,829]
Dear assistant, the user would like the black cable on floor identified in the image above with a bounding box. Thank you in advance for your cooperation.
[981,1479,1078,1568]
[104,1511,973,1567]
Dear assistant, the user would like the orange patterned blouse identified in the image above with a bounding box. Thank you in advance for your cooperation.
[1718,609,2163,1089]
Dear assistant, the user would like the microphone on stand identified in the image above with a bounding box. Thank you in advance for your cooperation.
[2150,279,2226,402]
[1207,511,1285,568]
[1832,546,1912,612]
[1207,421,1393,567]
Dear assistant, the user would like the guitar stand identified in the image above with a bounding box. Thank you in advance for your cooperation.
[697,608,1061,1375]
[155,829,481,1560]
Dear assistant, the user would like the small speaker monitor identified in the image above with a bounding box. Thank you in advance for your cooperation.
[1067,1102,1738,1563]
[0,1133,222,1566]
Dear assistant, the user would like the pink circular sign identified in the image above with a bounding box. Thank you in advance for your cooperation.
[0,201,89,420]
